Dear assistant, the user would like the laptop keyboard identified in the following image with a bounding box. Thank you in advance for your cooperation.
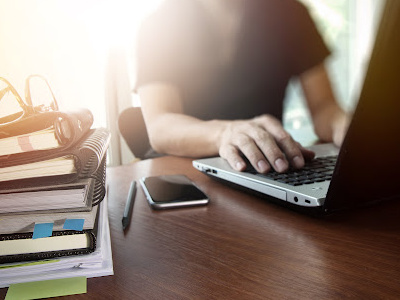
[245,155,337,186]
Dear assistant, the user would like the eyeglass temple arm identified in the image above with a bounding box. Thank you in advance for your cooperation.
[0,87,9,100]
[0,77,28,110]
[25,75,59,111]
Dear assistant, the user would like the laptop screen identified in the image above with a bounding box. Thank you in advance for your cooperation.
[325,0,400,211]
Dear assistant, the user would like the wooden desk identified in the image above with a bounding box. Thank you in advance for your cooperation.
[1,156,400,299]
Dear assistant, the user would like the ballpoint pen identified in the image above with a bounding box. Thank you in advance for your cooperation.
[122,181,137,230]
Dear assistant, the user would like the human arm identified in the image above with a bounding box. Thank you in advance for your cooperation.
[138,83,315,174]
[300,63,351,146]
[138,83,224,157]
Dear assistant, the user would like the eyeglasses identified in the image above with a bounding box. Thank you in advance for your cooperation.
[0,75,59,126]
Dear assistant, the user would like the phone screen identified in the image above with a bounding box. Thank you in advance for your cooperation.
[140,174,209,209]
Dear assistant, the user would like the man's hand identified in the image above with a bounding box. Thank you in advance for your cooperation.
[218,114,315,173]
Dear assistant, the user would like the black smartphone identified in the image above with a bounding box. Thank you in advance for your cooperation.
[139,174,209,209]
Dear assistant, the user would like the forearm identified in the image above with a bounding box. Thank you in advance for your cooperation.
[300,63,351,146]
[147,112,229,157]
[312,103,341,140]
[312,103,350,146]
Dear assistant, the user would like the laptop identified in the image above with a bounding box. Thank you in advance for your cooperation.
[193,0,400,215]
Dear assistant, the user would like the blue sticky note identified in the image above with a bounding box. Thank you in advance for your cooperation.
[63,219,85,231]
[32,223,53,239]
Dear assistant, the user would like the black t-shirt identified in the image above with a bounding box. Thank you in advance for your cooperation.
[135,0,330,121]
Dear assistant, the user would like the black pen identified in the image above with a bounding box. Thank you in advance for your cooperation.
[122,181,137,230]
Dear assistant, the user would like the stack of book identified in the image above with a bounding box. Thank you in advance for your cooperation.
[0,108,113,287]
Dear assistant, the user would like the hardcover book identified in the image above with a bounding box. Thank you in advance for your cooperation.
[0,229,96,264]
[0,205,99,235]
[0,178,95,215]
[0,199,102,264]
[0,128,61,156]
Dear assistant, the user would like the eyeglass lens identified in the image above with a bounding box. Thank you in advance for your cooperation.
[26,75,58,112]
[0,76,58,125]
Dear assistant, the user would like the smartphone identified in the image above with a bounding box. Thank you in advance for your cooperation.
[139,174,209,209]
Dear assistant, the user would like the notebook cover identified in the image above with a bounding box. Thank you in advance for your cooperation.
[0,230,96,264]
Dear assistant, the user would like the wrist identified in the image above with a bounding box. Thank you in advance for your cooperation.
[331,111,350,146]
[211,119,231,152]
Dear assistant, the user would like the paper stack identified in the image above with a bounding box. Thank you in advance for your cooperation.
[0,108,113,287]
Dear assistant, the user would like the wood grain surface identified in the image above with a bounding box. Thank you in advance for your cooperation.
[1,156,400,299]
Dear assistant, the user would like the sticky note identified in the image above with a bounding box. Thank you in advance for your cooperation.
[63,219,85,231]
[5,276,87,300]
[32,223,53,239]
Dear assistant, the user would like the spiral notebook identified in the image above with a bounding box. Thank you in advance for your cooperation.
[0,155,107,235]
[0,127,110,187]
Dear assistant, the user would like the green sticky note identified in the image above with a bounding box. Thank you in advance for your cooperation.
[5,276,87,300]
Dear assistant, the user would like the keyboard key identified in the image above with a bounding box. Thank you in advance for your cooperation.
[247,155,337,186]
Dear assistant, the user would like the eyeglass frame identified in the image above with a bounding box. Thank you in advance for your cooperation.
[0,74,59,126]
